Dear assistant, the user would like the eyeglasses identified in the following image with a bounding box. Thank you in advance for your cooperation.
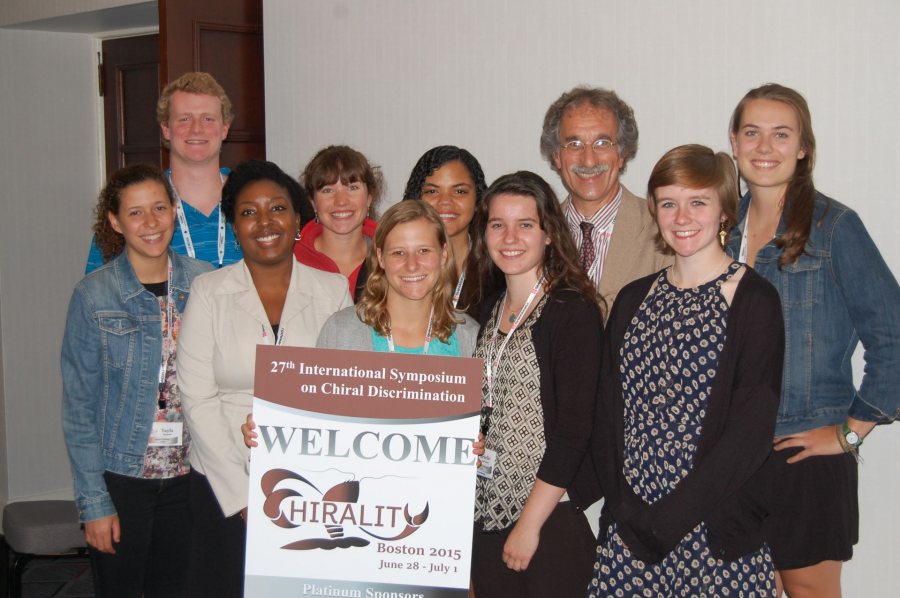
[560,138,618,154]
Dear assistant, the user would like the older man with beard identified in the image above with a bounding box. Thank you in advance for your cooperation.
[541,87,671,311]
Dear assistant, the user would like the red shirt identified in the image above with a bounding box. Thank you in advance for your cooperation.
[293,218,377,301]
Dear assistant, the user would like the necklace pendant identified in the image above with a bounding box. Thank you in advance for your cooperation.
[508,312,517,324]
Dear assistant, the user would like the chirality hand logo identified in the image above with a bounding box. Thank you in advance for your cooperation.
[260,468,429,551]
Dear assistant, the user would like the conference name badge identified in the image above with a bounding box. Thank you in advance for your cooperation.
[148,421,183,447]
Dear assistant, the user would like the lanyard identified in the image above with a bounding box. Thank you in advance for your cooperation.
[261,324,286,346]
[738,211,750,264]
[482,275,545,432]
[157,261,174,409]
[167,169,227,267]
[386,306,435,354]
[451,271,466,309]
[451,237,472,309]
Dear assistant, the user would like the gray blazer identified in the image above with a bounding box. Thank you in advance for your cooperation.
[316,306,480,357]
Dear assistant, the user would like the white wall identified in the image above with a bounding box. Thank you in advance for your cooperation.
[0,28,101,502]
[264,1,900,595]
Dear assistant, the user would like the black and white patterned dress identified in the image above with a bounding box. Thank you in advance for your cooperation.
[588,263,775,597]
[474,295,548,531]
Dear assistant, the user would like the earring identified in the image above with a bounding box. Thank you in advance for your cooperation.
[718,222,728,248]
[294,228,302,242]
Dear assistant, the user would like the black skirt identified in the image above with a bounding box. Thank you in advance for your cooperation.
[764,446,859,570]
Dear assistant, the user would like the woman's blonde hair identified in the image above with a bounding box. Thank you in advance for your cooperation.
[356,201,461,342]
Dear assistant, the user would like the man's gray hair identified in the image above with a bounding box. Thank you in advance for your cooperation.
[540,86,639,173]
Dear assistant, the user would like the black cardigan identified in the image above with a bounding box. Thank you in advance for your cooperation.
[593,267,785,563]
[478,288,604,510]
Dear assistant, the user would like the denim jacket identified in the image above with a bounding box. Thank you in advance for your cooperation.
[61,249,213,522]
[727,192,900,435]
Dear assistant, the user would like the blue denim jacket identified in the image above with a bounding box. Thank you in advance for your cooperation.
[61,249,212,522]
[727,192,900,435]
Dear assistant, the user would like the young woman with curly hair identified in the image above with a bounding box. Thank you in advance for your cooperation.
[403,145,488,315]
[63,163,213,597]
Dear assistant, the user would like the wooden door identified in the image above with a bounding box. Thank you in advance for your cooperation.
[160,0,265,167]
[102,34,161,174]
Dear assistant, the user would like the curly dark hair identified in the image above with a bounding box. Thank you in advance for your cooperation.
[220,159,315,226]
[401,145,488,203]
[463,171,604,316]
[93,164,173,262]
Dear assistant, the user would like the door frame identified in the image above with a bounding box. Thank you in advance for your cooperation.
[92,25,159,183]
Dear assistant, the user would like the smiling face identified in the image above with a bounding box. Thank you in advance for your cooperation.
[377,218,448,303]
[730,98,806,197]
[312,179,371,237]
[108,180,176,267]
[485,193,551,280]
[418,160,477,239]
[159,91,230,166]
[654,185,726,260]
[232,179,300,268]
[552,103,625,216]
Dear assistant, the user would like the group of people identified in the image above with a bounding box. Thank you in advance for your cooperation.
[60,71,900,598]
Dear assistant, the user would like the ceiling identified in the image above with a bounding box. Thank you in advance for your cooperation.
[1,1,157,34]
